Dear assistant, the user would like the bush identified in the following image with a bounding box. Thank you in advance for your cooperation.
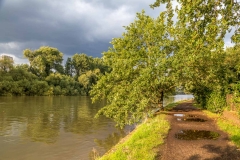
[206,91,226,113]
[232,97,240,118]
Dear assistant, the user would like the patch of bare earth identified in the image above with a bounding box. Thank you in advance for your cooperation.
[223,110,240,127]
[158,101,240,160]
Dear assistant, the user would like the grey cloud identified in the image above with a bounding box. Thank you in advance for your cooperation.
[5,0,232,63]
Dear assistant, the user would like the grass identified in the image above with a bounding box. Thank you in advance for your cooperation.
[204,110,240,148]
[97,114,170,160]
[164,102,180,111]
[164,99,193,111]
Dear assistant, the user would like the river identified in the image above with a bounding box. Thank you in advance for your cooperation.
[0,95,193,160]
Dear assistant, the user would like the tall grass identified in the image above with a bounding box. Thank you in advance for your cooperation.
[98,114,170,160]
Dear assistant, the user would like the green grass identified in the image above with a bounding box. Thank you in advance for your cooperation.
[164,102,180,111]
[204,111,240,148]
[164,99,193,111]
[97,114,170,160]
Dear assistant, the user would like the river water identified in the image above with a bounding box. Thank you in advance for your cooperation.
[0,95,193,160]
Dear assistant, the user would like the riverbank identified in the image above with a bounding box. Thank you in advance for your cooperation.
[97,101,240,160]
[204,110,240,148]
[96,114,170,160]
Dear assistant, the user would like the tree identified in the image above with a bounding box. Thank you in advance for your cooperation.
[23,46,63,78]
[64,57,74,76]
[78,69,101,95]
[72,53,92,78]
[91,0,240,127]
[225,45,240,84]
[151,0,240,108]
[45,73,83,96]
[91,11,175,127]
[225,45,240,108]
[0,57,14,72]
[92,57,110,74]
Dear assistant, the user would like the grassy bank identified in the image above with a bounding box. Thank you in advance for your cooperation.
[164,101,181,111]
[164,99,193,111]
[97,114,170,160]
[204,111,240,147]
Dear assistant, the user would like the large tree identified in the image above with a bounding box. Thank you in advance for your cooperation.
[72,53,93,78]
[151,0,240,107]
[91,11,175,127]
[23,46,63,78]
[91,0,240,126]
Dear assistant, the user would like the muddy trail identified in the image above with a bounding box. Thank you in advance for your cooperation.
[159,101,240,160]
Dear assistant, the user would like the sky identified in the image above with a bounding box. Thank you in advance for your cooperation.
[0,0,166,64]
[0,0,235,64]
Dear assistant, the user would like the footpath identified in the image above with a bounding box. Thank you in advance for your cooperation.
[160,101,240,160]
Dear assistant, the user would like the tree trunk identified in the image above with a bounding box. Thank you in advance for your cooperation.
[158,91,164,111]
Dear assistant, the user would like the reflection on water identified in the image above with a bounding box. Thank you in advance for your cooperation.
[175,130,220,140]
[0,96,127,160]
[0,95,187,160]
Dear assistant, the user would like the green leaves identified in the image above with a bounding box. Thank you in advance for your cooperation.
[92,0,240,126]
[166,0,240,108]
[23,46,63,78]
[91,11,175,128]
[0,56,14,72]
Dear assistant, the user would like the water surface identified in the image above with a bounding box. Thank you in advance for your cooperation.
[0,96,131,160]
[0,94,193,160]
[175,130,220,140]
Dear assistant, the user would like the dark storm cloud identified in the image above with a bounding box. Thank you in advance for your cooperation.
[0,0,234,64]
[0,0,165,64]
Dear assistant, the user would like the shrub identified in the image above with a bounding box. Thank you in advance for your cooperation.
[206,91,226,113]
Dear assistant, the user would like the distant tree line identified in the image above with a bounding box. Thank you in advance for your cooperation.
[0,46,109,96]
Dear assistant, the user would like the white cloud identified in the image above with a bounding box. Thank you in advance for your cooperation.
[0,53,29,64]
[0,42,20,50]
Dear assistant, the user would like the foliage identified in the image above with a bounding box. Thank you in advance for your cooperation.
[78,69,101,96]
[206,91,226,113]
[0,56,14,72]
[0,47,107,96]
[64,57,74,76]
[45,73,83,96]
[92,57,110,74]
[23,46,64,78]
[0,66,39,96]
[91,10,175,127]
[225,45,240,89]
[91,0,240,126]
[230,82,240,117]
[72,53,93,78]
[98,114,170,160]
[224,45,240,116]
[1,0,240,129]
[150,0,239,111]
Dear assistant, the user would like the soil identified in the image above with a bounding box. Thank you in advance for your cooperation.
[223,110,240,127]
[159,101,240,160]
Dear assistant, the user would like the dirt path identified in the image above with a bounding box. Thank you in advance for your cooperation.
[160,101,240,160]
